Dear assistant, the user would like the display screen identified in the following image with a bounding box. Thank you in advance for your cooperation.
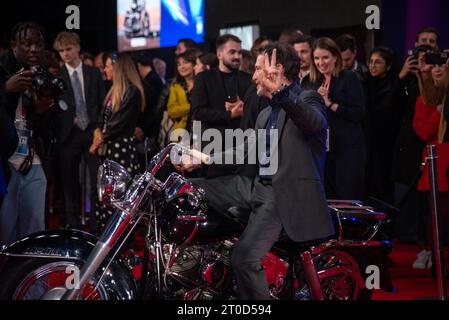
[117,0,204,51]
[219,24,260,50]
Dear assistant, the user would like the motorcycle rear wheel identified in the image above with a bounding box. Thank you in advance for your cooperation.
[314,249,372,300]
[0,259,108,300]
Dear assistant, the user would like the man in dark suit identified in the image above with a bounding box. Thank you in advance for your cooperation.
[53,32,105,229]
[335,34,369,83]
[182,43,335,299]
[191,34,252,178]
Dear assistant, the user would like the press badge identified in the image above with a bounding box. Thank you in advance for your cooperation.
[16,128,32,156]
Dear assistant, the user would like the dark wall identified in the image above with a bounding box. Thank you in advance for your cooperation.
[382,0,449,62]
[204,0,382,41]
[1,0,446,78]
[1,0,383,52]
[0,0,117,54]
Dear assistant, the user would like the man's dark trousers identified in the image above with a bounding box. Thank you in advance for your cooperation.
[59,126,98,228]
[194,175,281,300]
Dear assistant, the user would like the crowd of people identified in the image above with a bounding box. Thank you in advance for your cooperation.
[1,22,449,273]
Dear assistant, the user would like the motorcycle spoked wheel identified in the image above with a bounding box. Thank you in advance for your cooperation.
[313,249,372,300]
[0,259,108,300]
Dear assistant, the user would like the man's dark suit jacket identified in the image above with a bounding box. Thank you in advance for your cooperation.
[192,68,252,130]
[191,68,252,177]
[55,64,105,144]
[140,70,164,142]
[254,85,335,242]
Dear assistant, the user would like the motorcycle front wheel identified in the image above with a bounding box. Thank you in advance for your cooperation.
[0,259,109,300]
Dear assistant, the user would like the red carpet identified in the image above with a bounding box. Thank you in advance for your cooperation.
[372,242,449,300]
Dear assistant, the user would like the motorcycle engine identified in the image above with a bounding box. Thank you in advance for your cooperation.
[164,240,236,298]
[199,240,233,288]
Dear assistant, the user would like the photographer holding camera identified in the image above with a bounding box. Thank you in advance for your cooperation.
[0,22,56,246]
[412,48,449,269]
[393,27,439,242]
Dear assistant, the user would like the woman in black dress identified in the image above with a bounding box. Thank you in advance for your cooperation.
[364,47,401,204]
[306,37,366,200]
[90,52,145,229]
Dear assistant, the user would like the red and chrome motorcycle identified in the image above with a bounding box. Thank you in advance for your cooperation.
[0,143,393,300]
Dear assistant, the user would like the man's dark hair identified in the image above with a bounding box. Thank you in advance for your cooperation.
[335,34,357,53]
[216,34,241,49]
[133,51,154,69]
[82,51,94,61]
[416,26,438,41]
[199,53,218,69]
[264,42,300,82]
[10,21,45,43]
[292,34,314,48]
[178,38,198,50]
[278,28,303,45]
[42,49,60,69]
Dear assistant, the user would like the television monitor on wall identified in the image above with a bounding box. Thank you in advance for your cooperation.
[117,0,204,51]
[219,24,260,50]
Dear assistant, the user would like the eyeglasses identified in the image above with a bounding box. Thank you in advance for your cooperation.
[368,60,385,66]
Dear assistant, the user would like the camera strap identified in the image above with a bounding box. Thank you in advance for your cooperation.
[16,94,36,176]
[18,138,35,176]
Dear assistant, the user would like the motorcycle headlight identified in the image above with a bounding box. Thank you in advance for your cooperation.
[97,160,132,204]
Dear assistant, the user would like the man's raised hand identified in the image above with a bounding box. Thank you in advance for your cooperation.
[261,49,283,98]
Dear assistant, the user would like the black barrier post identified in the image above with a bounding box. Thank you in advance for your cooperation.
[426,145,447,300]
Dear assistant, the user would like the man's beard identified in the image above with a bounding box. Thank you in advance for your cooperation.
[223,59,240,72]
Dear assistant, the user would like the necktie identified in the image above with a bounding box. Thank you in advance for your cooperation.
[72,70,89,130]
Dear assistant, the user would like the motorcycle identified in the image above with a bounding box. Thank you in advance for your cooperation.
[0,143,393,300]
[124,0,152,39]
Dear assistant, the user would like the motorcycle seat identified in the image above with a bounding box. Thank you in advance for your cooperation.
[226,207,331,250]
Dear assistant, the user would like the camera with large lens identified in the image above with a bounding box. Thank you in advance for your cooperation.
[425,50,449,65]
[407,44,432,60]
[29,65,66,99]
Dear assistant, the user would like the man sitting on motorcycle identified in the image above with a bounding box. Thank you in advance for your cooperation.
[177,42,335,300]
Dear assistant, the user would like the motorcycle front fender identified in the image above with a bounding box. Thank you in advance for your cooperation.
[0,229,138,300]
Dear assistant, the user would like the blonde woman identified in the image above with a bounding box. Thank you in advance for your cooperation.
[90,52,145,229]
